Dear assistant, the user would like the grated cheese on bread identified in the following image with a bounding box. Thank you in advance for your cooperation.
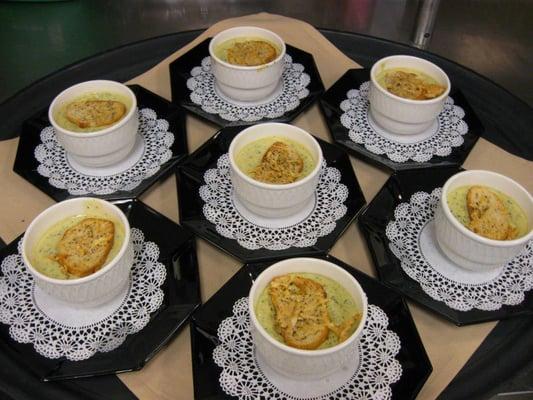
[66,100,126,129]
[251,141,304,184]
[466,186,518,240]
[55,218,115,277]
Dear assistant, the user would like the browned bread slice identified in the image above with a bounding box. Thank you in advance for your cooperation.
[251,141,304,184]
[268,275,330,350]
[383,70,445,100]
[466,186,517,240]
[55,218,115,277]
[227,40,277,66]
[66,100,126,129]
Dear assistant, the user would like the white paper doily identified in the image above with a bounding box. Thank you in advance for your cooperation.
[0,228,166,361]
[199,154,349,250]
[213,297,402,400]
[34,108,174,195]
[339,81,468,163]
[386,188,533,311]
[187,55,311,122]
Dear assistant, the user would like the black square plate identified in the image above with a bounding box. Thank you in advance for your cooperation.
[190,254,432,400]
[169,38,324,127]
[0,200,201,381]
[176,126,367,263]
[358,167,533,325]
[13,85,188,202]
[320,69,482,172]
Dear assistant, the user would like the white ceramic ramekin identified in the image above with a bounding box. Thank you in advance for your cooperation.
[209,26,286,102]
[369,55,451,135]
[22,198,134,306]
[435,170,533,271]
[49,80,139,167]
[228,123,323,218]
[249,257,368,379]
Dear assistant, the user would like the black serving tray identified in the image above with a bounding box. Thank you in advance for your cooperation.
[358,166,533,325]
[0,199,201,381]
[320,69,483,172]
[176,126,366,263]
[190,254,432,400]
[13,85,188,202]
[169,38,324,128]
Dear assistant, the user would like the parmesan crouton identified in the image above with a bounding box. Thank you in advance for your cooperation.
[227,40,277,66]
[55,218,115,277]
[66,100,126,129]
[251,141,304,184]
[269,275,330,350]
[466,186,517,240]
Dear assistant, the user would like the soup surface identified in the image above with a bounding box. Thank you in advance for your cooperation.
[31,201,125,279]
[235,136,316,184]
[255,273,361,350]
[214,37,279,66]
[54,91,131,133]
[447,185,528,240]
[376,67,446,100]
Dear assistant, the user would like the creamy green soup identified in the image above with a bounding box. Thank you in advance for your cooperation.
[235,136,316,183]
[255,273,360,349]
[214,37,280,63]
[54,91,132,133]
[30,201,125,279]
[447,185,529,238]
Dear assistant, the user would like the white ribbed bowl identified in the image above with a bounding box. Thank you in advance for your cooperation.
[228,123,323,218]
[369,55,450,135]
[209,26,286,102]
[49,80,138,167]
[249,258,368,380]
[22,198,133,306]
[435,170,533,271]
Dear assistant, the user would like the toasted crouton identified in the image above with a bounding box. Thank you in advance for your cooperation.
[466,186,517,240]
[227,40,277,66]
[268,275,330,350]
[55,218,115,277]
[66,100,126,129]
[251,141,304,184]
[383,70,445,100]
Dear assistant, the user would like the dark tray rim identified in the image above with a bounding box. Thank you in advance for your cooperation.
[1,28,531,137]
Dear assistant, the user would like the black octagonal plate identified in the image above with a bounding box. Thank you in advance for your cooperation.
[169,38,324,127]
[0,199,200,381]
[320,69,482,172]
[176,126,366,263]
[190,254,432,400]
[358,167,533,326]
[13,85,188,202]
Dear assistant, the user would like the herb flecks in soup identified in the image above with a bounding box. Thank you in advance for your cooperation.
[236,136,316,184]
[447,185,528,240]
[215,37,279,66]
[54,92,131,132]
[376,67,446,100]
[255,273,361,350]
[31,202,125,279]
